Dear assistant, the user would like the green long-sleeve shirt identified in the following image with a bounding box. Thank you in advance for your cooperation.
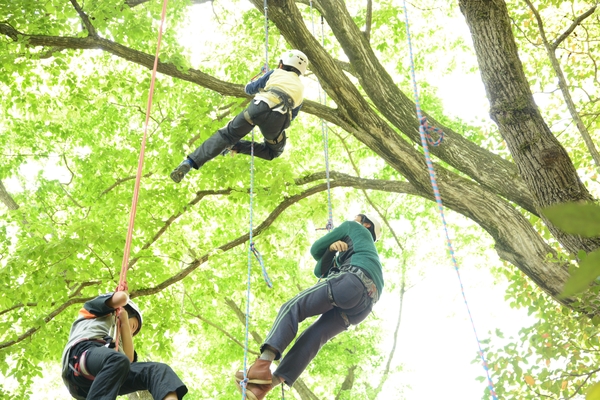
[311,220,384,295]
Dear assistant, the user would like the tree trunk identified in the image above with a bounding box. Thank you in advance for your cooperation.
[458,0,600,255]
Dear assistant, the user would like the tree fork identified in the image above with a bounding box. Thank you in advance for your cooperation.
[459,0,600,255]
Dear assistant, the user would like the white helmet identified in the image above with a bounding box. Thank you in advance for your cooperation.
[360,213,382,242]
[280,49,309,75]
[124,299,143,336]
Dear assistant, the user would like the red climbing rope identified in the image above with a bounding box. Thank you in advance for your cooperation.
[115,0,169,350]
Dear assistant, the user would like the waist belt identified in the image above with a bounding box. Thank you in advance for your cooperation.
[67,338,110,381]
[267,88,295,111]
[332,266,379,303]
[69,349,95,381]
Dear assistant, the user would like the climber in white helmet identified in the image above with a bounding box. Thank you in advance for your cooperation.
[171,49,309,183]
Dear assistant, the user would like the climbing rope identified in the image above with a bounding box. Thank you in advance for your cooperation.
[401,2,497,398]
[241,1,273,399]
[113,0,169,352]
[309,1,334,231]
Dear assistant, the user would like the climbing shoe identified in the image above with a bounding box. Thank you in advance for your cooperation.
[170,159,193,183]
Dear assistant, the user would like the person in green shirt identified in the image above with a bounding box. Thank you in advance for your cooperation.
[235,214,384,400]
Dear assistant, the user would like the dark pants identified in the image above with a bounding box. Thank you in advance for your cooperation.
[262,271,373,386]
[68,345,187,400]
[188,100,290,168]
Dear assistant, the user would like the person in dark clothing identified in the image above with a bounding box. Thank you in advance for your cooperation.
[61,291,188,400]
[235,214,384,400]
[170,49,308,183]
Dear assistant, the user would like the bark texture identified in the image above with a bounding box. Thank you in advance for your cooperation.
[459,0,600,255]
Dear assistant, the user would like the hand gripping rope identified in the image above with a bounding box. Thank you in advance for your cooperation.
[114,0,169,352]
[241,1,273,399]
[401,1,497,398]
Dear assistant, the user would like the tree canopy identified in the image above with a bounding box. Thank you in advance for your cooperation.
[1,0,599,398]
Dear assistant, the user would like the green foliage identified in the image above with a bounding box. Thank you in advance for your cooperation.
[543,202,600,238]
[542,202,600,297]
[0,0,599,398]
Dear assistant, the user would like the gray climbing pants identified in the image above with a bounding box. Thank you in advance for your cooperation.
[188,100,290,168]
[261,270,374,386]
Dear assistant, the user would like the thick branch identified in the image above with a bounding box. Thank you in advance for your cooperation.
[0,180,19,210]
[284,0,537,215]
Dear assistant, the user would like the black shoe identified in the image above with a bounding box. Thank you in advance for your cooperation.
[170,160,192,183]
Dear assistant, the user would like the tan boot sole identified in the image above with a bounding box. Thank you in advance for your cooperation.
[235,380,259,400]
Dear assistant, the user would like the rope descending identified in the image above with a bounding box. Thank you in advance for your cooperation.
[309,2,334,232]
[241,1,273,398]
[114,0,169,352]
[401,1,497,398]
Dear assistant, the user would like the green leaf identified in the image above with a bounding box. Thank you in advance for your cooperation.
[542,202,600,238]
[587,382,600,400]
[560,249,600,298]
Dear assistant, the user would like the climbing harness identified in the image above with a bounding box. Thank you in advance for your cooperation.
[113,0,169,351]
[310,1,334,232]
[401,2,497,398]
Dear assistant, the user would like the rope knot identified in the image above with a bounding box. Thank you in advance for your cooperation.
[250,242,273,288]
[116,281,128,293]
[420,117,445,146]
[325,219,334,231]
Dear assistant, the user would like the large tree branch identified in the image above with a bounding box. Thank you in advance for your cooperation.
[1,166,593,349]
[0,21,537,216]
[276,0,537,215]
[247,0,583,310]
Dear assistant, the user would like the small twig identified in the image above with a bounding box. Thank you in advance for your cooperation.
[552,5,598,50]
[69,0,97,37]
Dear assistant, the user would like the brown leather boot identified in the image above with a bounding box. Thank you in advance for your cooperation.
[234,358,273,384]
[235,381,273,400]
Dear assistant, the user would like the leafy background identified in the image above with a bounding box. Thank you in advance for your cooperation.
[1,0,599,399]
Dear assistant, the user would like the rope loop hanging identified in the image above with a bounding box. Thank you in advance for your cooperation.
[401,1,497,399]
[420,117,445,146]
[113,0,169,351]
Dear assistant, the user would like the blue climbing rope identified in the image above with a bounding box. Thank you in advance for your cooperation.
[401,2,497,399]
[309,1,334,232]
[241,2,273,399]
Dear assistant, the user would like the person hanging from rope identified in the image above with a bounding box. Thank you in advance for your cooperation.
[61,291,188,400]
[235,214,384,400]
[170,49,308,183]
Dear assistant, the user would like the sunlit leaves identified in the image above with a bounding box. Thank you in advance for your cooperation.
[541,202,600,297]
